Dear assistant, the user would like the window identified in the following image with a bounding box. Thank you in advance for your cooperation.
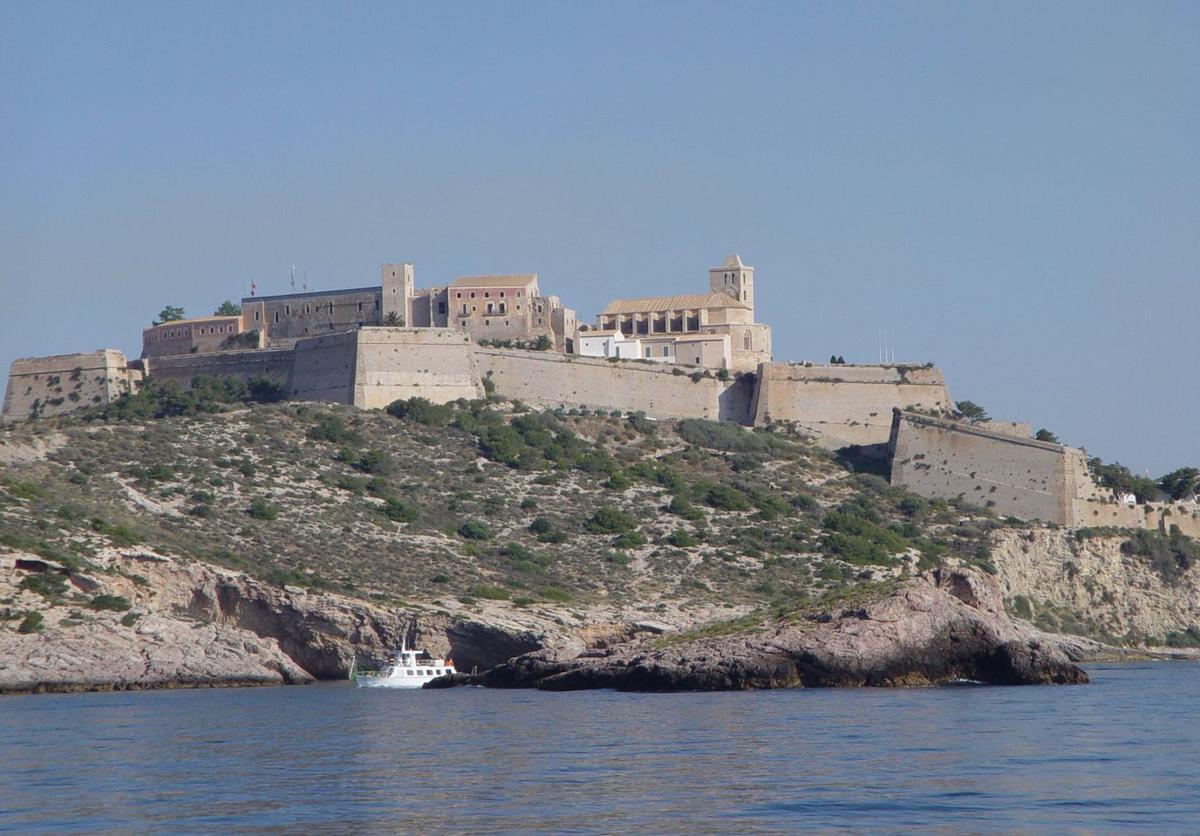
[470,292,476,298]
[662,347,669,357]
[499,291,505,298]
[437,302,446,314]
[305,304,310,315]
[516,305,521,311]
[486,302,494,314]
[274,311,280,324]
[255,311,260,321]
[644,347,651,358]
[456,292,462,299]
[285,305,291,316]
[484,292,490,298]
[499,303,507,314]
[744,332,751,350]
[485,319,490,326]
[357,302,363,313]
[461,304,468,315]
[516,290,521,297]
[407,670,414,676]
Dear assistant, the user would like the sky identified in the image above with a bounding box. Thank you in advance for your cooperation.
[1,1,1196,475]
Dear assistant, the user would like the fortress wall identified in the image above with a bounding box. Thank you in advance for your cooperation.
[2,350,137,422]
[144,349,296,390]
[351,328,482,409]
[290,332,358,404]
[754,363,953,447]
[473,349,751,422]
[888,410,1071,524]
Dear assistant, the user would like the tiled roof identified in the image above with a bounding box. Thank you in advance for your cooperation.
[600,292,749,316]
[449,274,537,289]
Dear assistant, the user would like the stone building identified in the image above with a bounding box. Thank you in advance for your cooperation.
[593,255,771,371]
[141,315,258,359]
[1,350,142,422]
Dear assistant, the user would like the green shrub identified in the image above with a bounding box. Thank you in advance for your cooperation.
[381,497,418,523]
[678,419,790,455]
[458,520,492,540]
[667,529,699,548]
[528,516,554,535]
[790,493,818,512]
[467,585,509,601]
[501,543,535,561]
[306,413,362,445]
[1122,527,1199,584]
[519,497,538,510]
[613,530,646,549]
[386,397,455,426]
[584,506,638,534]
[248,499,279,521]
[353,450,393,475]
[539,587,572,603]
[18,611,44,633]
[701,484,751,512]
[19,573,69,599]
[119,611,140,627]
[88,594,132,612]
[606,552,631,567]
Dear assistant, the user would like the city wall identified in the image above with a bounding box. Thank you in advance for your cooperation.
[752,363,953,448]
[888,410,1200,536]
[888,409,1072,523]
[474,348,755,423]
[1,350,140,423]
[142,348,296,390]
[350,328,482,409]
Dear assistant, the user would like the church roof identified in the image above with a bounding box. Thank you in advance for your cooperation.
[600,291,750,316]
[450,274,537,289]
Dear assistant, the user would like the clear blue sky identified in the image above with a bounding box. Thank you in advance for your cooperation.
[2,2,1196,475]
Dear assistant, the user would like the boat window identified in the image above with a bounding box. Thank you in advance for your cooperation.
[407,670,414,675]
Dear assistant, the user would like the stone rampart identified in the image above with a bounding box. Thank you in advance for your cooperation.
[888,410,1072,524]
[351,328,482,409]
[142,349,296,390]
[2,350,140,423]
[474,349,754,423]
[752,363,952,448]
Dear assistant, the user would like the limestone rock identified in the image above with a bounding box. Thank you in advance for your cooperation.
[450,568,1089,691]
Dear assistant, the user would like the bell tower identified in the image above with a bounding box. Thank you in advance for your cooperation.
[709,254,754,314]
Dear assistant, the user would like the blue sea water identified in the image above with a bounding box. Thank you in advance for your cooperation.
[1,662,1197,832]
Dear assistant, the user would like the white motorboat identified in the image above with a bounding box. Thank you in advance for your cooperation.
[350,641,456,689]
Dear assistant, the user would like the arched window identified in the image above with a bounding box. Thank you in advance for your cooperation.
[743,332,751,351]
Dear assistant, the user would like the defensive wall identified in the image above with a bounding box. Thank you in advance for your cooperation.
[752,363,952,448]
[141,348,296,391]
[474,348,755,423]
[888,409,1075,524]
[1,350,141,423]
[888,410,1200,537]
[348,328,483,409]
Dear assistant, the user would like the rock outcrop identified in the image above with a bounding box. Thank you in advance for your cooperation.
[989,528,1200,644]
[435,568,1090,691]
[0,548,547,694]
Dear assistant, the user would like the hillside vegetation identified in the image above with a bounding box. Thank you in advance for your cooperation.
[2,382,1197,647]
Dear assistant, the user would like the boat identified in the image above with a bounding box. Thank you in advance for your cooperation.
[350,640,456,689]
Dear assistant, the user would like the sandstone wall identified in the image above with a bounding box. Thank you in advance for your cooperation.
[142,348,296,390]
[752,363,952,447]
[351,328,482,409]
[474,349,754,423]
[889,410,1071,524]
[2,350,139,423]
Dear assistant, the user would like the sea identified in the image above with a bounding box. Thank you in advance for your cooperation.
[1,661,1197,832]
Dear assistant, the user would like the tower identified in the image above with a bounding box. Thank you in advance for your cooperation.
[709,254,754,314]
[380,263,414,324]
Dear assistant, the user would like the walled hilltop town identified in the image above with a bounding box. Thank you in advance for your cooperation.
[4,254,1197,538]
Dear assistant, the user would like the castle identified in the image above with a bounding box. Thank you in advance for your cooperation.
[4,254,1197,538]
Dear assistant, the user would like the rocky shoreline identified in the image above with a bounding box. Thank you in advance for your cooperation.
[434,568,1094,691]
[2,547,1165,696]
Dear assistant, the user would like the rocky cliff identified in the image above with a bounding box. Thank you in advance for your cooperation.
[989,528,1200,646]
[0,547,552,694]
[438,568,1091,691]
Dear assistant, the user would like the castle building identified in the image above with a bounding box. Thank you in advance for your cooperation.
[589,255,771,371]
[142,315,257,359]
